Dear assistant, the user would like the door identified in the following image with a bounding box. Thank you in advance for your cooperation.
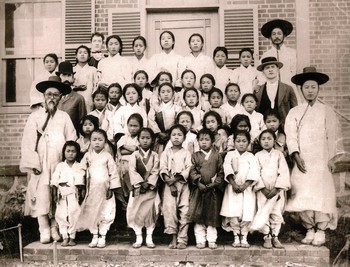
[146,11,219,58]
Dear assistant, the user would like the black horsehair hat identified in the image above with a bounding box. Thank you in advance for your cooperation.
[36,76,71,95]
[261,19,293,38]
[291,66,329,86]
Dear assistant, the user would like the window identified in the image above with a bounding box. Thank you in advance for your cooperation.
[1,1,63,107]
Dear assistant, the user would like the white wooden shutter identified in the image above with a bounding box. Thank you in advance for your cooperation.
[109,9,141,57]
[64,0,94,63]
[223,6,258,69]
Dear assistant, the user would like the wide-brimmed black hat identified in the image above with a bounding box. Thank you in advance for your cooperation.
[261,19,293,38]
[257,57,283,71]
[55,61,75,76]
[291,66,329,86]
[36,76,72,95]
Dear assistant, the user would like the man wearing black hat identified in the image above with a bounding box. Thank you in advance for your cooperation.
[285,67,343,246]
[20,76,77,244]
[255,57,298,125]
[260,19,300,103]
[57,61,87,136]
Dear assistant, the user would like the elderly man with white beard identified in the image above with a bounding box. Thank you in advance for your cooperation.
[20,76,77,244]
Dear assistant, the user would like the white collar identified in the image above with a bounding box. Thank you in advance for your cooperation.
[200,149,212,160]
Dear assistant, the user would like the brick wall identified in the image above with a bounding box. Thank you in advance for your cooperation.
[309,0,350,150]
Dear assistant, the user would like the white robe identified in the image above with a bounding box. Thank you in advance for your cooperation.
[284,102,343,229]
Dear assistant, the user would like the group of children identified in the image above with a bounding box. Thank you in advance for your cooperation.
[38,31,296,250]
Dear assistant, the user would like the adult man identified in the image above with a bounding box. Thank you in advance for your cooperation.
[20,76,77,243]
[88,32,107,68]
[284,67,343,246]
[57,61,87,136]
[261,19,301,103]
[255,57,298,125]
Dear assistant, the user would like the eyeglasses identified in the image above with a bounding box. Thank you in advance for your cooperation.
[44,92,62,99]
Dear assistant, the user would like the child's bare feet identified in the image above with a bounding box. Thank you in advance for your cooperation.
[177,243,187,249]
[168,234,177,249]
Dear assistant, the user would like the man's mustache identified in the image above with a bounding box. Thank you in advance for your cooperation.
[63,80,71,84]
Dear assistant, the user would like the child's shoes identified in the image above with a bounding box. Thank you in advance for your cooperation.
[146,235,155,248]
[97,235,106,248]
[263,234,272,249]
[312,230,326,246]
[272,235,283,249]
[196,242,206,249]
[133,234,143,248]
[232,234,240,247]
[51,226,61,242]
[301,228,315,244]
[240,235,250,248]
[88,235,99,248]
[208,242,217,249]
[177,243,187,249]
[68,238,76,246]
[61,238,69,247]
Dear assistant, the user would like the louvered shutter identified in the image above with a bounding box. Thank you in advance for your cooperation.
[109,10,141,57]
[64,0,94,63]
[223,7,258,69]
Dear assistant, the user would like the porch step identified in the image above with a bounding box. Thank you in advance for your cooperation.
[23,241,330,266]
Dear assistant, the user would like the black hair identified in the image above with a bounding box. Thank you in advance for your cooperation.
[92,88,108,101]
[213,46,228,59]
[203,110,223,130]
[181,69,196,81]
[230,114,251,135]
[90,32,105,42]
[152,71,173,87]
[43,53,59,65]
[225,82,241,95]
[90,128,108,142]
[160,31,175,49]
[138,127,155,141]
[239,48,254,58]
[122,83,142,103]
[176,110,195,125]
[259,129,277,142]
[200,73,216,86]
[79,115,99,137]
[127,113,144,128]
[61,140,80,162]
[197,128,215,142]
[241,93,258,104]
[169,124,187,137]
[188,33,204,45]
[218,125,231,137]
[132,35,147,49]
[158,82,175,94]
[208,87,224,100]
[233,130,251,143]
[107,82,122,93]
[183,88,199,106]
[134,70,149,81]
[75,45,91,64]
[263,109,281,122]
[106,35,123,55]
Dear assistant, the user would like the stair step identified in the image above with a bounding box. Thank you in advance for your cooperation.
[23,241,330,266]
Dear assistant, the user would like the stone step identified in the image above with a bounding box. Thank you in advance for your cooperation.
[23,241,330,267]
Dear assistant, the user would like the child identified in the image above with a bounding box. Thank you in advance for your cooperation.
[130,36,149,78]
[175,69,197,106]
[241,93,265,141]
[127,128,160,248]
[227,114,252,151]
[150,71,173,110]
[97,35,132,89]
[106,83,123,117]
[251,129,290,249]
[73,45,98,112]
[220,130,259,248]
[89,89,114,142]
[148,31,185,87]
[212,46,233,95]
[29,53,59,110]
[76,115,99,157]
[77,129,121,248]
[203,111,227,153]
[188,129,224,249]
[117,113,143,203]
[134,70,152,114]
[222,83,245,124]
[51,141,84,247]
[148,83,182,154]
[230,48,264,97]
[183,88,204,131]
[209,88,229,125]
[160,124,192,249]
[165,111,199,154]
[113,83,148,135]
[183,33,215,89]
[199,74,216,112]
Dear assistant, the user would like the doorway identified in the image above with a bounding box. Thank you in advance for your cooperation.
[146,11,219,58]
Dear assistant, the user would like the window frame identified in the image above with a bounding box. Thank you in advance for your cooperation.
[0,0,65,113]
